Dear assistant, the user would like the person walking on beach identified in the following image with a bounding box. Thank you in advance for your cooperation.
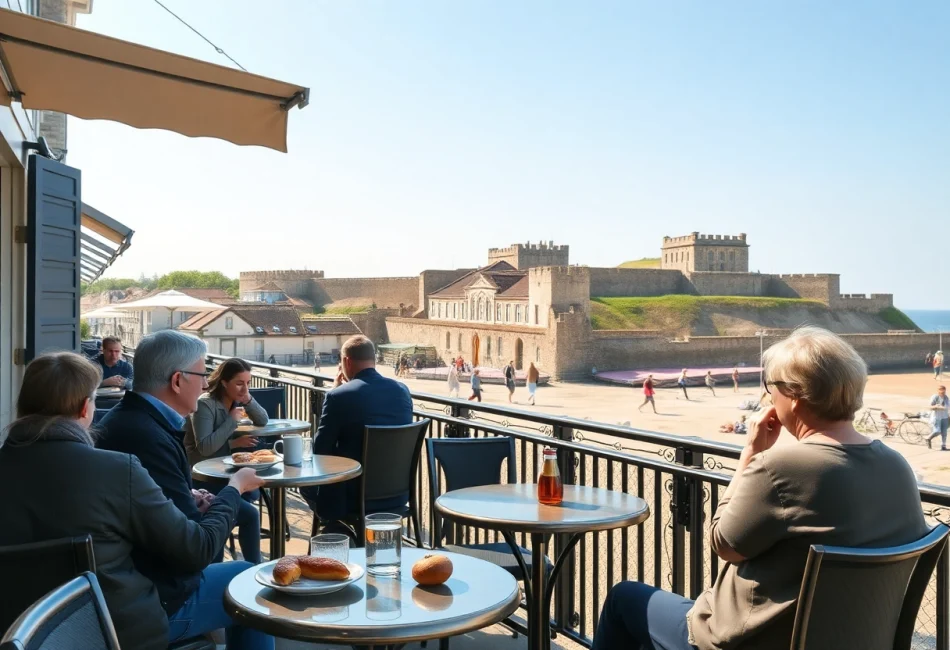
[677,368,689,400]
[468,369,483,402]
[705,370,717,396]
[732,367,740,393]
[928,385,949,451]
[504,360,516,403]
[526,362,540,406]
[638,374,657,413]
[935,351,945,380]
[447,363,460,398]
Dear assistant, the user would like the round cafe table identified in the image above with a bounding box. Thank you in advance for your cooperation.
[435,483,650,650]
[95,386,125,399]
[235,418,311,437]
[192,455,361,558]
[225,547,521,648]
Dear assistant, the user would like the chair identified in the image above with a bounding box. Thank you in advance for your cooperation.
[790,523,950,650]
[313,419,430,547]
[427,437,549,580]
[0,573,119,650]
[92,409,111,425]
[0,537,213,650]
[249,387,286,419]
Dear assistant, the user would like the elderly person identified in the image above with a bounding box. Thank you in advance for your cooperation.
[0,351,269,650]
[184,357,269,563]
[592,327,928,650]
[97,335,133,389]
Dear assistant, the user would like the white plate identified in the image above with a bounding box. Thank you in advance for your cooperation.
[254,560,364,595]
[238,418,253,426]
[222,456,282,471]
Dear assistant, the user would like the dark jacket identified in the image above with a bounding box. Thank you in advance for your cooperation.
[97,391,220,613]
[0,418,240,650]
[304,367,413,520]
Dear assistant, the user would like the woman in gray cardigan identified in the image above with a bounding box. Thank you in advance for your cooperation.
[184,358,268,564]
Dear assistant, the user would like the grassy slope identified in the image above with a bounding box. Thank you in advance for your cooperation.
[617,258,661,269]
[313,304,374,315]
[877,306,919,330]
[590,295,824,330]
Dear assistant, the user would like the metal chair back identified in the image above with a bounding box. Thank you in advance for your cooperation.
[426,436,516,545]
[249,387,286,419]
[357,419,430,545]
[0,536,96,636]
[790,524,949,650]
[0,573,119,650]
[92,409,111,425]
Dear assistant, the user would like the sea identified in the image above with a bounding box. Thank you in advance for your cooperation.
[904,310,950,333]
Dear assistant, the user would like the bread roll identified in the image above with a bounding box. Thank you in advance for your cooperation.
[298,556,350,581]
[232,452,254,464]
[412,554,453,586]
[272,557,302,586]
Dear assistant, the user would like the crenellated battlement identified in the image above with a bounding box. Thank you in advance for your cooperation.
[240,270,325,281]
[488,241,570,269]
[662,232,748,247]
[488,241,569,255]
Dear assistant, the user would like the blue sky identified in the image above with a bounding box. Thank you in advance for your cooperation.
[69,1,948,308]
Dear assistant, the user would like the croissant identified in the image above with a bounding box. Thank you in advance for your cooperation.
[231,452,254,464]
[272,557,302,586]
[298,556,350,581]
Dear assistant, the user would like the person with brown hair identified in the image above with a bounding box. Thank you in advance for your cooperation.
[96,335,133,389]
[183,357,269,564]
[526,361,540,405]
[0,352,269,650]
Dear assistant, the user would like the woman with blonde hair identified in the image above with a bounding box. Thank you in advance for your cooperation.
[592,327,927,649]
[184,357,268,564]
[0,352,269,650]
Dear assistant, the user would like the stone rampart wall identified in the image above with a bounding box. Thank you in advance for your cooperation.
[831,294,894,312]
[588,268,684,297]
[685,272,766,296]
[309,277,419,311]
[765,274,839,304]
[239,270,324,295]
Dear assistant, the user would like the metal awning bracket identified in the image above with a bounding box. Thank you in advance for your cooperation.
[281,88,309,111]
[0,36,23,101]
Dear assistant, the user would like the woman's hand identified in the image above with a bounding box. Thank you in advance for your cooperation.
[229,406,246,423]
[229,435,259,449]
[228,468,265,494]
[747,405,781,454]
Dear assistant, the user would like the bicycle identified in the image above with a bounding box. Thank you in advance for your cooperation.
[854,408,929,445]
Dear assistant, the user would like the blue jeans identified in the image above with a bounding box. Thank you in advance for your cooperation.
[592,581,696,650]
[168,562,273,650]
[195,481,262,565]
[930,419,949,448]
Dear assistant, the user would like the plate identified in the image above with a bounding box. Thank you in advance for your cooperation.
[222,456,281,471]
[254,560,364,595]
[237,418,254,426]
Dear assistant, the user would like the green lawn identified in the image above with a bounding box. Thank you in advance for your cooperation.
[590,295,824,330]
[877,306,919,330]
[617,257,661,269]
[313,304,375,315]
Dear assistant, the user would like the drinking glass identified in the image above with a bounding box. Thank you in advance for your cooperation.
[365,513,402,576]
[301,432,313,462]
[310,533,350,564]
[365,575,402,621]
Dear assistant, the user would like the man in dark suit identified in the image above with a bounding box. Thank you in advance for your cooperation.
[302,335,414,529]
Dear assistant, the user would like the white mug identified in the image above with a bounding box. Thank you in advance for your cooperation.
[274,434,303,466]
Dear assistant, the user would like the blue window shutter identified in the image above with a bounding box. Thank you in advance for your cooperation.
[26,155,82,362]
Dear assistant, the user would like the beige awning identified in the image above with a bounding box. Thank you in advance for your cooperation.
[0,9,308,152]
[80,202,133,283]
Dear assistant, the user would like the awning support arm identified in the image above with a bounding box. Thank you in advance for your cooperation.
[0,33,308,109]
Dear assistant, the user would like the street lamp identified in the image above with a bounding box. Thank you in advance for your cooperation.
[755,330,767,388]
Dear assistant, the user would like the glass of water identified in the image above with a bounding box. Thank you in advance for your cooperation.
[301,431,313,462]
[365,513,402,576]
[310,533,349,565]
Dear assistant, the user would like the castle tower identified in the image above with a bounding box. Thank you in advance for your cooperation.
[661,232,749,273]
[487,241,569,269]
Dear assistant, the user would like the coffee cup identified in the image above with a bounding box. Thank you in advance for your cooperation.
[274,434,303,466]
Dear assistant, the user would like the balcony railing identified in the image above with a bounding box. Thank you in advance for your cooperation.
[207,353,950,649]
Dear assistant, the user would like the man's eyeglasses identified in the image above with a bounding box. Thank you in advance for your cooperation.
[763,380,796,395]
[176,370,210,380]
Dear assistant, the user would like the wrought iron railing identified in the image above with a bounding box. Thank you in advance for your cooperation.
[207,354,950,649]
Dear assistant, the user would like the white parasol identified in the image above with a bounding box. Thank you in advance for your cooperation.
[111,290,224,312]
[81,306,130,319]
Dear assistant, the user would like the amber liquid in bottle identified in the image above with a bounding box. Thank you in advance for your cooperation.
[538,449,563,505]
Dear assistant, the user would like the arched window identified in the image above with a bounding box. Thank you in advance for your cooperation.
[496,304,502,321]
[446,332,451,349]
[506,304,511,322]
[478,297,485,321]
[437,302,442,318]
[515,305,522,322]
[497,337,503,356]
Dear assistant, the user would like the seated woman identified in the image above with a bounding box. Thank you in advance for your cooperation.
[184,358,268,565]
[0,352,271,650]
[592,326,928,650]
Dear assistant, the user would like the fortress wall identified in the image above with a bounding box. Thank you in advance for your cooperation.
[239,270,322,297]
[765,274,839,304]
[419,269,476,316]
[684,272,766,296]
[831,294,894,312]
[309,277,419,311]
[588,268,684,297]
[580,332,939,375]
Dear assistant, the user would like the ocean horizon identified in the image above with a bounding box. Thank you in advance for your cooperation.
[904,310,950,333]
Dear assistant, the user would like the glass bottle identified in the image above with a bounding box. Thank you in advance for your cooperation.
[538,447,563,505]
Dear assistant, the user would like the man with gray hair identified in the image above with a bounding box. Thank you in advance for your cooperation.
[98,328,271,648]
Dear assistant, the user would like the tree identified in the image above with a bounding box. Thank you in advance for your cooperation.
[80,319,90,340]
